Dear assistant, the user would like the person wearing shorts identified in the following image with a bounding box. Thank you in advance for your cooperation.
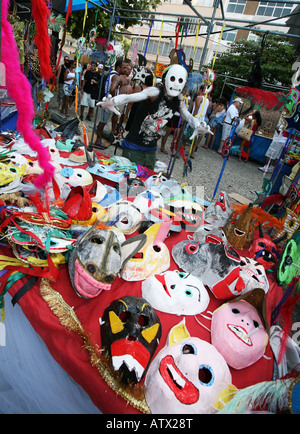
[217,97,243,153]
[80,61,100,121]
[258,125,287,172]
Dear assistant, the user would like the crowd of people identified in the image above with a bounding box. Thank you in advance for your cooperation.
[55,55,290,172]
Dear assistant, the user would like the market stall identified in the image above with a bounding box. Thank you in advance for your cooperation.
[0,0,300,416]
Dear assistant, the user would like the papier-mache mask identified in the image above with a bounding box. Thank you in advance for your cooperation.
[121,221,171,281]
[249,223,281,271]
[100,295,162,384]
[224,203,255,249]
[133,190,165,214]
[211,288,269,370]
[106,200,142,234]
[68,227,146,298]
[277,230,300,287]
[193,224,227,245]
[172,241,245,300]
[141,270,210,316]
[239,256,269,295]
[204,191,232,228]
[144,320,232,414]
[163,64,187,97]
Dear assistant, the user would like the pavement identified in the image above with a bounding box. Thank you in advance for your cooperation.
[48,94,266,205]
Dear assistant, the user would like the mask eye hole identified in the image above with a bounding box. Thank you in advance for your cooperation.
[87,264,96,274]
[138,314,149,327]
[232,308,240,314]
[258,242,266,247]
[113,244,120,254]
[185,289,193,297]
[185,243,199,254]
[181,343,197,355]
[90,237,104,244]
[119,310,131,322]
[104,274,114,283]
[153,245,161,253]
[253,320,260,328]
[170,76,175,82]
[198,365,214,386]
[179,78,183,83]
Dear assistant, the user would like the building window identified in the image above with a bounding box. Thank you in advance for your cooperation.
[222,28,238,42]
[257,1,293,18]
[248,32,262,42]
[226,0,246,14]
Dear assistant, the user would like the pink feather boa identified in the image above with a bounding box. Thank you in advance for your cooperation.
[1,0,55,189]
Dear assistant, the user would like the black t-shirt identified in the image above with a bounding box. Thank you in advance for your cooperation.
[126,85,181,150]
[58,65,67,84]
[83,70,101,99]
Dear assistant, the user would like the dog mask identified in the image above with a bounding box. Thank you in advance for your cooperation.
[68,227,146,298]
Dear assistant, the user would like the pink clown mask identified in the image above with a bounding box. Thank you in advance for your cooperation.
[141,270,210,316]
[145,320,232,414]
[211,294,269,370]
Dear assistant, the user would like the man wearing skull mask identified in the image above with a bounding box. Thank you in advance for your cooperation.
[97,64,204,170]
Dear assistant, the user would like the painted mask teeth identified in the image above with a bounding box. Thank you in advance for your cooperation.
[228,324,252,346]
[166,363,186,389]
[112,355,144,381]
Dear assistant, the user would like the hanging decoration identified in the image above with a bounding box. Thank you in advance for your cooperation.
[1,0,55,189]
[31,0,53,82]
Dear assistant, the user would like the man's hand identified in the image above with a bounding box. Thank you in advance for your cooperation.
[189,121,212,140]
[96,95,120,116]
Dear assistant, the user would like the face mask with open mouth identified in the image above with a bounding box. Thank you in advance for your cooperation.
[211,293,269,370]
[239,256,269,294]
[204,191,232,228]
[224,203,255,249]
[68,228,146,298]
[141,270,209,315]
[193,224,227,245]
[172,241,245,300]
[100,295,161,385]
[145,320,232,414]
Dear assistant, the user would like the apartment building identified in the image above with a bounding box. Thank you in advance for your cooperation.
[127,0,298,72]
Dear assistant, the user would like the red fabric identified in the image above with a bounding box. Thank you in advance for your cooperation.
[4,233,282,414]
[2,149,283,413]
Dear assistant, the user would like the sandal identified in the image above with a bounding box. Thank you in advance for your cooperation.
[160,148,168,154]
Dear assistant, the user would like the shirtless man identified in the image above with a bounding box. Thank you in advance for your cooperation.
[94,59,125,147]
[111,61,133,134]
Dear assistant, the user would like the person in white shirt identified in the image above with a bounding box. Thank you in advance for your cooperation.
[217,97,243,153]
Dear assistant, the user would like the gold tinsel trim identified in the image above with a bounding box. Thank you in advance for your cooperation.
[39,278,151,414]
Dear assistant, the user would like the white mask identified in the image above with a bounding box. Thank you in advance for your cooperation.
[164,65,187,97]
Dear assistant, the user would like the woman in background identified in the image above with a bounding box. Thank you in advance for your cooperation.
[239,110,262,162]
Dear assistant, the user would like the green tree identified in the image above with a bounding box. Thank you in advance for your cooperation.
[206,34,297,101]
[66,0,161,41]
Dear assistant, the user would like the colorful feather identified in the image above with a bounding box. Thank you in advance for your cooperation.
[31,0,53,82]
[1,0,55,189]
[218,378,295,414]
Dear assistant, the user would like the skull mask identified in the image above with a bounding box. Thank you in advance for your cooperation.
[101,295,162,384]
[68,228,146,298]
[163,65,187,97]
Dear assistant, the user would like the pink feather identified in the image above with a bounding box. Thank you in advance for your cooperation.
[1,0,55,189]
